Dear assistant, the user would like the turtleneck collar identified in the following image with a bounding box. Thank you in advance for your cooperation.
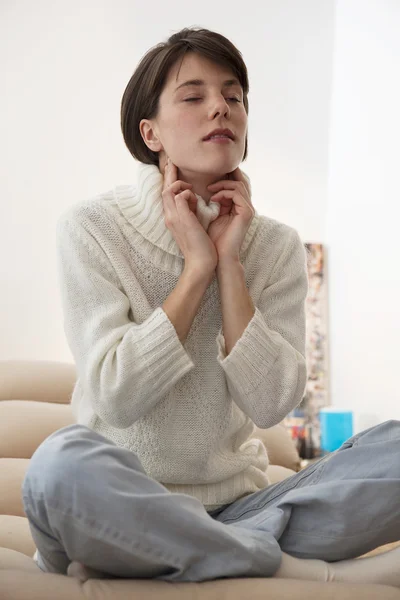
[113,162,260,259]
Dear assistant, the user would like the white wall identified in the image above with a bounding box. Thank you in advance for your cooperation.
[326,0,400,430]
[1,0,335,362]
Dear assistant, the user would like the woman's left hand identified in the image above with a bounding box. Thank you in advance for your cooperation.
[207,167,255,262]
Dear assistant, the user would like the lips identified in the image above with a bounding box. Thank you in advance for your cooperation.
[203,128,235,141]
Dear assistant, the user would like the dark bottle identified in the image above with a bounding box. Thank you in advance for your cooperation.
[303,424,315,459]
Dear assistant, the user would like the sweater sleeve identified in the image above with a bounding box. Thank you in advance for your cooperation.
[56,213,195,429]
[215,228,308,429]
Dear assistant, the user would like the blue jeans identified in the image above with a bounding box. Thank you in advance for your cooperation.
[22,420,400,582]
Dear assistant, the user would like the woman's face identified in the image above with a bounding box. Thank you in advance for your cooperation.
[140,52,248,179]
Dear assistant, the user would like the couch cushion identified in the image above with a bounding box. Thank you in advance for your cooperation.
[0,401,75,459]
[0,559,399,600]
[252,423,301,472]
[0,360,76,403]
[267,465,296,485]
[0,515,36,557]
[0,399,301,472]
[0,547,39,571]
[0,458,29,516]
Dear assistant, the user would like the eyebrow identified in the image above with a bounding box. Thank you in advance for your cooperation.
[174,78,241,93]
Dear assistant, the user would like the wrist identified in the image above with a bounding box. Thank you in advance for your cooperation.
[216,255,242,273]
[183,263,216,285]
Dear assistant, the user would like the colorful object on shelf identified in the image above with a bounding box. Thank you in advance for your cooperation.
[319,408,354,452]
[284,408,318,459]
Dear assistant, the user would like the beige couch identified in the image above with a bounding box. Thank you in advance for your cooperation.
[0,360,399,600]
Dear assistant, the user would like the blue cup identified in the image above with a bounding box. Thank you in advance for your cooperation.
[319,408,354,453]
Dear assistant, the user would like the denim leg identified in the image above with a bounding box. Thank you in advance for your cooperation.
[22,424,281,581]
[213,420,400,562]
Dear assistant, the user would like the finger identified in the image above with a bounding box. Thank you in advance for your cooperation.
[229,168,253,206]
[210,189,252,211]
[162,158,178,191]
[164,188,195,224]
[162,159,173,191]
[175,190,191,207]
[175,189,198,214]
[173,192,198,226]
[162,187,178,224]
[169,160,178,184]
[208,177,252,207]
[163,174,182,220]
[163,181,194,225]
[168,181,193,195]
[209,190,235,202]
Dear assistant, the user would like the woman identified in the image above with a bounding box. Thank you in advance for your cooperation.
[22,26,400,587]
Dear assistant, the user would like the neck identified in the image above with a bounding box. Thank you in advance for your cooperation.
[113,162,258,260]
[160,163,229,204]
[183,170,228,204]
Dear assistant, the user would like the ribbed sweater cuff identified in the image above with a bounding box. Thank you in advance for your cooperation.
[142,307,195,389]
[216,306,280,396]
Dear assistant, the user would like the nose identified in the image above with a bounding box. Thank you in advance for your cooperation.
[209,95,231,120]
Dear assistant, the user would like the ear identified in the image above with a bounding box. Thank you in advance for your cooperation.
[139,119,163,153]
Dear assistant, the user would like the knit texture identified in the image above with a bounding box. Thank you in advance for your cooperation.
[56,162,309,510]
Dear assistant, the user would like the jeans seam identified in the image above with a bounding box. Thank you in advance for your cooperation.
[283,517,400,540]
[220,461,325,523]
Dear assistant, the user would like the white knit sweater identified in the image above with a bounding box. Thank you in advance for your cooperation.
[56,162,308,511]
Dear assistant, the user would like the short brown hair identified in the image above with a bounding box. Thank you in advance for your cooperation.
[120,27,249,166]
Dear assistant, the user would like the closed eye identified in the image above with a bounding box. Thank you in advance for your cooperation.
[184,98,241,103]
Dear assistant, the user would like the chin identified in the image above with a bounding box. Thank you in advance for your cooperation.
[177,155,240,177]
[196,160,239,176]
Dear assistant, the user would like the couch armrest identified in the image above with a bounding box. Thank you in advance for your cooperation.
[0,361,76,404]
[0,459,29,516]
[0,401,75,459]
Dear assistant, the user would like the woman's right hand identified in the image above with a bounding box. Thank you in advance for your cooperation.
[162,158,218,275]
